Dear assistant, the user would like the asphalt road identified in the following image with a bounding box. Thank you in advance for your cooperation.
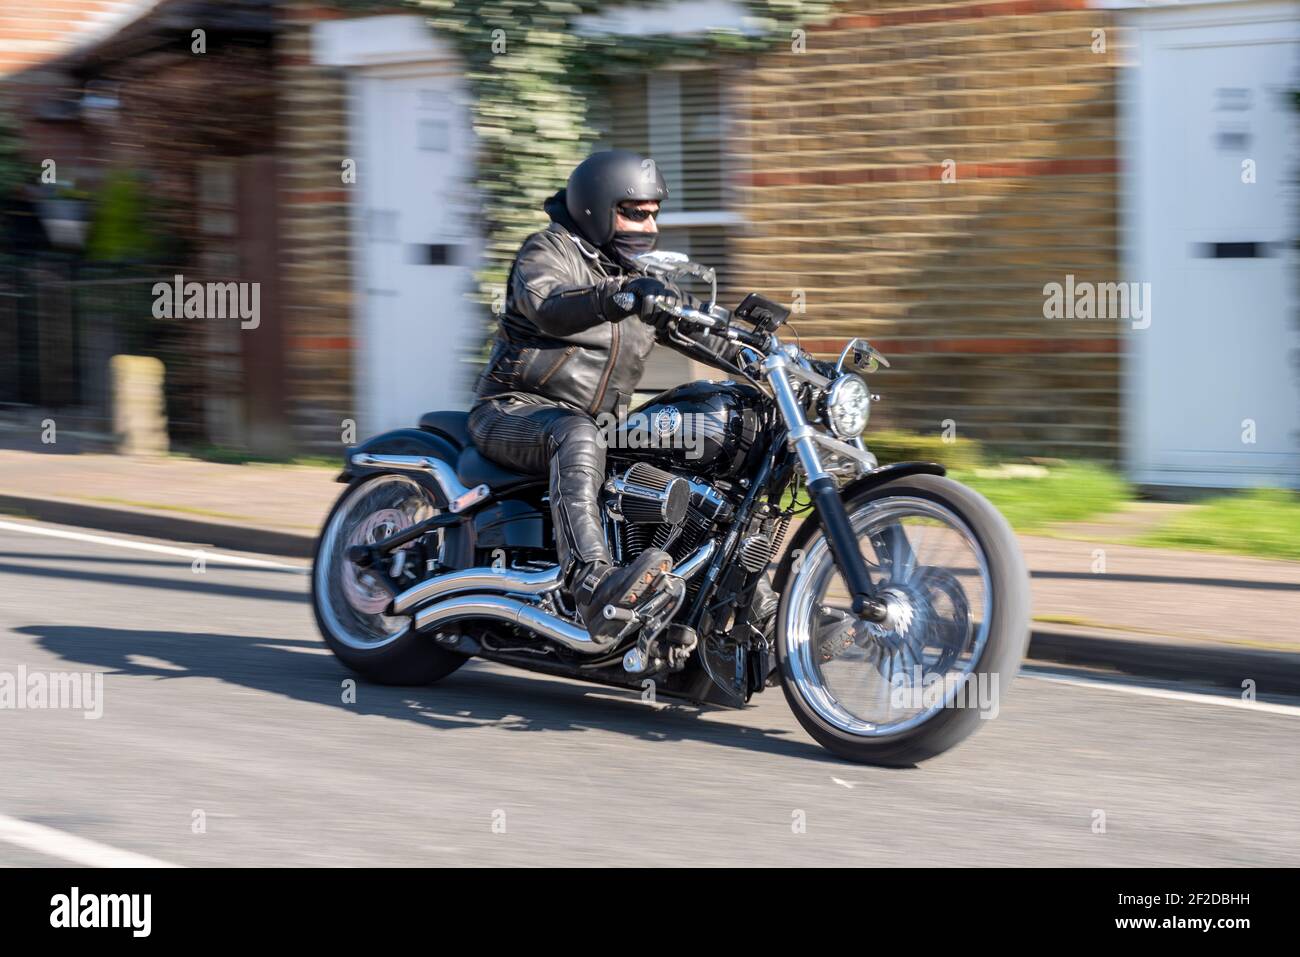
[0,519,1296,867]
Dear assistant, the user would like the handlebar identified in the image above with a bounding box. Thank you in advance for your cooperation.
[645,295,768,350]
[649,297,718,328]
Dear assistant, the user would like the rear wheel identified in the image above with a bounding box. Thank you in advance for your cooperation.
[312,474,467,685]
[776,474,1029,765]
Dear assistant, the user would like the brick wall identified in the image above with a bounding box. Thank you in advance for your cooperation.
[274,1,357,451]
[732,0,1124,458]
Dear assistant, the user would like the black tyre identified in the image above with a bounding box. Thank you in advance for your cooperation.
[311,474,467,686]
[775,473,1030,765]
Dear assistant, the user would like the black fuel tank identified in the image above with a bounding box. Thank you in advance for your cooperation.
[606,380,764,479]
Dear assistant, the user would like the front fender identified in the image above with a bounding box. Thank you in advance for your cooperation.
[837,460,946,502]
[771,461,945,599]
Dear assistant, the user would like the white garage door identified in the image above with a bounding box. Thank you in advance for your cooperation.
[1126,1,1299,489]
[354,63,479,435]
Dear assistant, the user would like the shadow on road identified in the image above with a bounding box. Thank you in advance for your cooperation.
[0,559,305,605]
[22,624,836,764]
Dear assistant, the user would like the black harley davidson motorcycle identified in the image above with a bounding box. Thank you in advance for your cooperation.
[311,252,1030,765]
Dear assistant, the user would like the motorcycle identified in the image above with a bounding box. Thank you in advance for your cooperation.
[311,251,1030,765]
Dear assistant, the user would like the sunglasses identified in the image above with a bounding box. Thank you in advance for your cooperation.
[617,205,659,222]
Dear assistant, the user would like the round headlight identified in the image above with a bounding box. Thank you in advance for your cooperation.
[824,374,871,439]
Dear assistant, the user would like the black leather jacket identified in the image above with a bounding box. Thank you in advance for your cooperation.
[474,190,738,417]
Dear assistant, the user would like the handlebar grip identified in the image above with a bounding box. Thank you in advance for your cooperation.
[646,296,717,328]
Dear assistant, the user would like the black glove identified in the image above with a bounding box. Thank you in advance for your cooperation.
[601,275,677,322]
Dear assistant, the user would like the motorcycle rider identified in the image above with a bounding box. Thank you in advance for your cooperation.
[469,150,740,639]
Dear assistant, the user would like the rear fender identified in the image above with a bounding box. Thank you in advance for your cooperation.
[337,428,461,505]
[334,428,476,571]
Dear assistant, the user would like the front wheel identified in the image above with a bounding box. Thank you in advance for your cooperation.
[775,474,1030,765]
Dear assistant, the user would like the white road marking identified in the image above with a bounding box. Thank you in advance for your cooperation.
[0,519,306,572]
[1022,669,1300,717]
[0,813,181,868]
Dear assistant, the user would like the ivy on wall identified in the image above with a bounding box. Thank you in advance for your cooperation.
[338,0,833,307]
[0,105,25,205]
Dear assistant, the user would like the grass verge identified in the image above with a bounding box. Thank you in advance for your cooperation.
[172,446,339,469]
[1138,488,1300,561]
[953,461,1130,532]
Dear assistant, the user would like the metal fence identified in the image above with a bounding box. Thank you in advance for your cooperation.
[0,257,200,436]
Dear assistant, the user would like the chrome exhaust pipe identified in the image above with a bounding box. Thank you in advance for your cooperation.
[408,542,717,655]
[391,565,563,616]
[393,541,714,616]
[413,593,606,654]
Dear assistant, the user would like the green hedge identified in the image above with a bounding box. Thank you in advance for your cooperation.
[864,429,985,473]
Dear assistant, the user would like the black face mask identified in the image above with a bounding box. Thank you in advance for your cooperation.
[606,230,658,272]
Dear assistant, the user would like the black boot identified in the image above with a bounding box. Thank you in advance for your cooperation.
[544,414,674,640]
[571,549,674,641]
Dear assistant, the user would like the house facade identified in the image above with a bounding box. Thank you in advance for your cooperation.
[725,0,1297,488]
[3,0,1295,487]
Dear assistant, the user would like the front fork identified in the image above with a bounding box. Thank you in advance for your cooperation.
[764,353,890,624]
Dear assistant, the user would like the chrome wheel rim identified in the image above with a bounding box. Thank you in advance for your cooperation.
[784,496,992,738]
[315,475,439,650]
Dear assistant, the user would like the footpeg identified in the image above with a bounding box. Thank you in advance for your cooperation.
[611,575,689,673]
[602,605,637,624]
[604,574,684,639]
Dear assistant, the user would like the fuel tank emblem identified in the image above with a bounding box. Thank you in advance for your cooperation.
[653,406,681,438]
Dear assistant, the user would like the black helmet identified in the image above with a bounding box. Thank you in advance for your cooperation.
[565,149,668,247]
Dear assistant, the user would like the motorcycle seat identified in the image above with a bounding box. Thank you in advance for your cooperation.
[456,445,539,491]
[418,410,471,448]
[418,409,537,490]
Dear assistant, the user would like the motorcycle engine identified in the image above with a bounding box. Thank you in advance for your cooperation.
[604,462,732,567]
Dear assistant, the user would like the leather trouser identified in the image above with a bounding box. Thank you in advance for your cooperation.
[467,393,610,588]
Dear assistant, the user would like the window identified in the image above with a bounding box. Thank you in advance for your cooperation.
[596,67,743,393]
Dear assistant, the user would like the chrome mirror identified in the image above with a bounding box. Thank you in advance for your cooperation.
[632,251,718,310]
[633,250,690,272]
[836,337,890,375]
